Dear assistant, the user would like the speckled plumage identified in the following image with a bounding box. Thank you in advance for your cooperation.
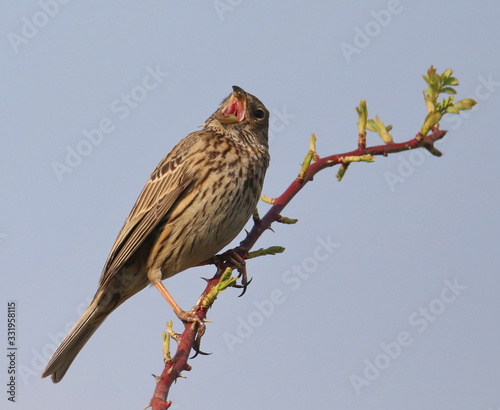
[43,86,270,383]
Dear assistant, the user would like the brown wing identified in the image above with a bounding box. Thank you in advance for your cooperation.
[98,132,202,287]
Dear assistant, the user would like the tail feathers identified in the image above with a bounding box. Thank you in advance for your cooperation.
[42,292,115,383]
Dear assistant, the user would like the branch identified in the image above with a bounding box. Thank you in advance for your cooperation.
[240,128,447,253]
[149,274,221,410]
[148,66,476,409]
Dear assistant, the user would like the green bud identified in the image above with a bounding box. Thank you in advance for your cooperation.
[454,98,477,111]
[440,87,457,95]
[420,112,443,136]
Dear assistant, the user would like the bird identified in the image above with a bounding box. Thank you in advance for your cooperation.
[42,86,270,383]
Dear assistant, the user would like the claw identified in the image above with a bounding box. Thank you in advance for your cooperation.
[233,276,252,297]
[175,308,210,358]
[230,251,252,296]
[217,247,253,296]
[190,321,211,358]
[190,344,212,359]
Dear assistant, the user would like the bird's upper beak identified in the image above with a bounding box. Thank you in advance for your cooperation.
[216,86,247,124]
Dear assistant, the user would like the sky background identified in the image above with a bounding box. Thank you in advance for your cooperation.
[1,1,500,409]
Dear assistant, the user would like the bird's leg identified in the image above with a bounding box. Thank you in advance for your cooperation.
[152,281,208,355]
[152,281,183,316]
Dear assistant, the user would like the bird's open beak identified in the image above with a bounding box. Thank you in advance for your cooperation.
[216,86,246,124]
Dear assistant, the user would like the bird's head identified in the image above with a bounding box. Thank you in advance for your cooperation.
[205,86,269,146]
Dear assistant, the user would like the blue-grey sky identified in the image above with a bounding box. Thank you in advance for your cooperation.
[2,1,500,409]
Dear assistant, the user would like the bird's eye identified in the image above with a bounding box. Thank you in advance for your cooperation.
[254,108,265,119]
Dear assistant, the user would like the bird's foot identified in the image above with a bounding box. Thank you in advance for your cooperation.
[176,308,210,357]
[219,247,252,296]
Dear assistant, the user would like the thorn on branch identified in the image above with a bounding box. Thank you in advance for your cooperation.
[148,398,171,410]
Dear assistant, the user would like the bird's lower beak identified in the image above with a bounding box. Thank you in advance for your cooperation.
[216,86,246,124]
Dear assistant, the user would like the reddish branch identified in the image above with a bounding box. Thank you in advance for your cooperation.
[149,128,447,409]
[149,274,222,409]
